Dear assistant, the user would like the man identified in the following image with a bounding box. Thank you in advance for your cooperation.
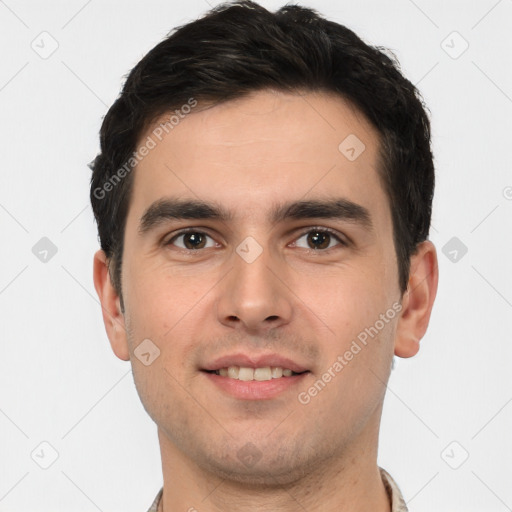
[90,1,438,511]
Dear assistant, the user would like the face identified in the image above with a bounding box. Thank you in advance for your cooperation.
[97,90,427,485]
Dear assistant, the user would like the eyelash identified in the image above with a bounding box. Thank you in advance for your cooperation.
[164,226,349,253]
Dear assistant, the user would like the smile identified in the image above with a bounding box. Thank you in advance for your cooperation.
[205,366,306,381]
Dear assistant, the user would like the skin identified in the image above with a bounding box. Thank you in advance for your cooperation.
[93,90,438,512]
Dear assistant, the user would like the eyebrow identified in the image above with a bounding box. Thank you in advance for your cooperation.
[139,197,374,234]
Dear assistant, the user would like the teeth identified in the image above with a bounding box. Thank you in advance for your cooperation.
[227,366,239,379]
[254,367,271,381]
[271,367,283,378]
[213,366,301,381]
[238,367,254,381]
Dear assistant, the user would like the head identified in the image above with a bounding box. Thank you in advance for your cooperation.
[92,1,437,486]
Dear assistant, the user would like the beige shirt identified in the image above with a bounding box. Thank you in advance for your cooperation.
[146,466,408,511]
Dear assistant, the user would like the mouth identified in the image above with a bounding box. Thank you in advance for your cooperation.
[200,353,312,400]
[202,366,309,381]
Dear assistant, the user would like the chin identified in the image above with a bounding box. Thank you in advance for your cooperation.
[196,441,324,488]
[203,458,307,487]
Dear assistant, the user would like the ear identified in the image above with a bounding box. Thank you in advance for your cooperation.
[394,240,439,358]
[93,250,130,361]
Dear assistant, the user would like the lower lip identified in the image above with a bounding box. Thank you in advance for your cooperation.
[201,371,310,400]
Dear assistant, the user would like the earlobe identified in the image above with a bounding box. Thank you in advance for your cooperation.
[92,250,130,361]
[394,240,439,358]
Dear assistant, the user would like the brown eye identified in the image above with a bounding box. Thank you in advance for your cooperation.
[166,230,215,250]
[307,230,330,250]
[293,228,346,251]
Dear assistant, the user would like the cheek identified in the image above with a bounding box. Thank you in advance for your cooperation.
[299,264,390,335]
[123,256,193,331]
[302,266,397,402]
[122,261,212,370]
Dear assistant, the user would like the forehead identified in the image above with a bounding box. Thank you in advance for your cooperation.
[128,90,389,230]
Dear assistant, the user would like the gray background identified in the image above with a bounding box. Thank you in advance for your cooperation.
[1,0,511,510]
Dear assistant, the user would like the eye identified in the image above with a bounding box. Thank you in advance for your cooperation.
[165,229,217,250]
[292,227,347,251]
[164,227,348,253]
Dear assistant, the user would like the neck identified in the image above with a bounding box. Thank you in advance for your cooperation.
[156,428,391,512]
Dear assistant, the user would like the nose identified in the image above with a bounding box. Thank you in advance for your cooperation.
[215,241,293,335]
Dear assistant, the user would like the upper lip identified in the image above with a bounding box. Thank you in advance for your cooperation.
[202,353,310,373]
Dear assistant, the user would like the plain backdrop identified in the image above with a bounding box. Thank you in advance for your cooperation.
[1,1,511,511]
